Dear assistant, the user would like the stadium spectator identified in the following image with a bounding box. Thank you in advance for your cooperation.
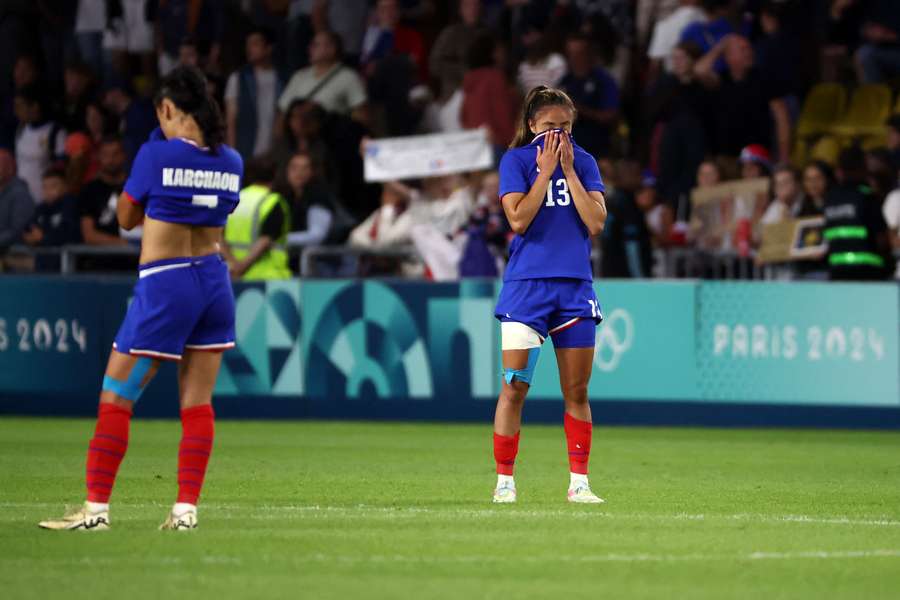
[647,41,711,207]
[321,0,370,66]
[272,100,336,186]
[101,79,157,162]
[695,34,791,162]
[637,0,682,47]
[636,170,673,248]
[61,61,97,133]
[517,29,567,92]
[601,160,654,278]
[647,0,706,76]
[459,171,509,277]
[152,0,224,75]
[882,175,900,278]
[73,0,108,79]
[349,180,415,250]
[460,34,519,155]
[13,85,67,203]
[104,0,156,78]
[688,159,727,250]
[760,166,804,226]
[2,55,41,150]
[560,35,620,159]
[855,0,900,83]
[0,148,35,254]
[277,152,336,250]
[224,157,292,280]
[736,144,772,249]
[408,175,477,280]
[801,161,833,217]
[360,0,427,81]
[22,168,81,271]
[754,0,803,99]
[64,101,117,193]
[279,31,368,126]
[78,137,129,248]
[885,115,900,171]
[429,0,486,102]
[680,0,746,68]
[824,147,891,281]
[175,37,201,70]
[819,0,866,80]
[225,27,283,160]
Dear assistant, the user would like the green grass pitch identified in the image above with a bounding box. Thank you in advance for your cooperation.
[1,417,899,599]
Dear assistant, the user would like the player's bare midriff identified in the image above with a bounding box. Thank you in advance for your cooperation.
[139,215,224,265]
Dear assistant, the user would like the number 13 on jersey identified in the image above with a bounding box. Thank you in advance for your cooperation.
[545,178,571,207]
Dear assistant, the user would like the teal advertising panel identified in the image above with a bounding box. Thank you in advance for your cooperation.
[526,281,699,400]
[2,278,897,421]
[696,283,899,406]
[0,278,123,394]
[299,279,497,402]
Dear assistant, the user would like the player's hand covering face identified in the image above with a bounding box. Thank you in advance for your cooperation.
[558,131,575,174]
[536,130,561,173]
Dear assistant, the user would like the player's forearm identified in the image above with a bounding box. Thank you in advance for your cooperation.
[510,171,552,234]
[564,168,606,236]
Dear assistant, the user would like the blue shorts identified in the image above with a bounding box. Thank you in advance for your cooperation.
[113,253,235,360]
[495,278,602,348]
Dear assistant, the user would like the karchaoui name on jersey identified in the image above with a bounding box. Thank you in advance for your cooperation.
[162,168,241,192]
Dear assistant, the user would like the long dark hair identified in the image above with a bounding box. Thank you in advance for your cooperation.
[509,86,577,148]
[154,66,224,151]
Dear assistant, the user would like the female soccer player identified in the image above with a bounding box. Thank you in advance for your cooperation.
[39,67,243,531]
[492,86,607,504]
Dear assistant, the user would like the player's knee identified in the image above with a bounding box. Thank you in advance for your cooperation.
[561,381,589,405]
[500,383,528,406]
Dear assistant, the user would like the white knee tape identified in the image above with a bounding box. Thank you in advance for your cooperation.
[501,321,544,351]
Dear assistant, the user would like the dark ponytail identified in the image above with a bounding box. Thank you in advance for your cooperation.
[509,85,577,148]
[154,66,225,152]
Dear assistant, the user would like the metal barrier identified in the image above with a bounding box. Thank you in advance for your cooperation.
[3,244,898,280]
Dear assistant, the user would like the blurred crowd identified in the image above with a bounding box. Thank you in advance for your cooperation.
[1,0,899,280]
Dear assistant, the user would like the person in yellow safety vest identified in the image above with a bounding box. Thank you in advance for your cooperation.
[223,157,292,280]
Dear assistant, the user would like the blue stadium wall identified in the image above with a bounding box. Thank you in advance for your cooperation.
[1,277,898,428]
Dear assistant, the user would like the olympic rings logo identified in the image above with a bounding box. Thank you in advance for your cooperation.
[593,309,634,372]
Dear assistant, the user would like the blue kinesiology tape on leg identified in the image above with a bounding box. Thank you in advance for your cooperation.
[504,347,541,385]
[102,357,153,402]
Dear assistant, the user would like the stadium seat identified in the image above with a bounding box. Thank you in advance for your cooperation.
[790,139,809,167]
[861,134,888,151]
[831,84,893,139]
[809,136,841,166]
[795,83,847,139]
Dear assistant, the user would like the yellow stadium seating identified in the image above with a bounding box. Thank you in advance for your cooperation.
[830,84,893,139]
[809,136,841,166]
[796,83,847,139]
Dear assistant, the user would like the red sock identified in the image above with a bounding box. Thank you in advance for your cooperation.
[86,403,132,503]
[565,413,592,475]
[493,431,520,475]
[177,404,215,505]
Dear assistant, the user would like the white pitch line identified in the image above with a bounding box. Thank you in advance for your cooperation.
[2,550,899,566]
[4,502,900,528]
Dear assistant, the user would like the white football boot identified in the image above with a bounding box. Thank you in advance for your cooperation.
[38,502,110,531]
[159,504,198,530]
[492,481,517,504]
[567,483,605,504]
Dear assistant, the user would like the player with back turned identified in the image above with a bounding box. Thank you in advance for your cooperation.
[39,67,243,531]
[492,86,608,504]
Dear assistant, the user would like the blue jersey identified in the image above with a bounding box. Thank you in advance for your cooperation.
[123,130,243,227]
[498,130,605,282]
